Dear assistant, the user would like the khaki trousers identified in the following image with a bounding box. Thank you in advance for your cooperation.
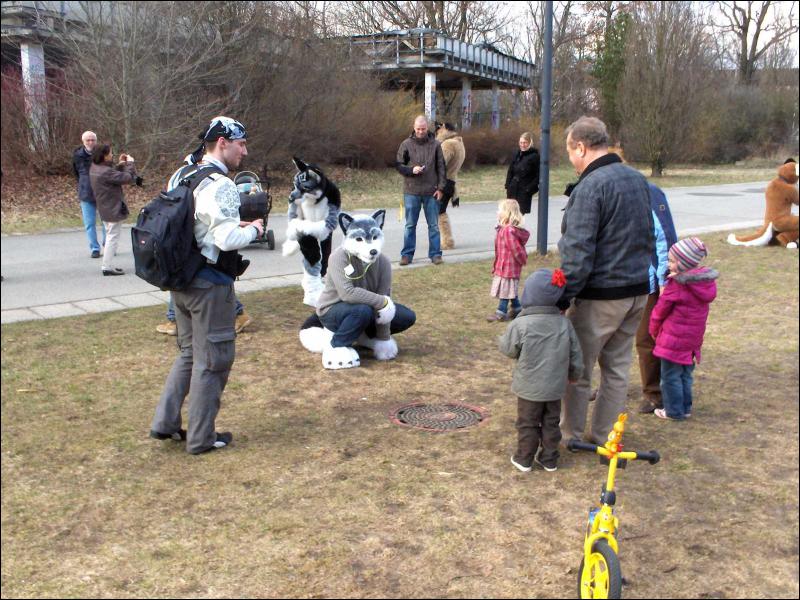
[101,220,123,270]
[560,295,647,445]
[635,292,662,404]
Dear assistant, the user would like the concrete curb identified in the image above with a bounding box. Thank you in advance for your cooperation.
[0,220,765,325]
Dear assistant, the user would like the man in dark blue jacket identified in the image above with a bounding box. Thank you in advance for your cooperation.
[636,184,678,413]
[72,130,104,258]
[557,116,654,445]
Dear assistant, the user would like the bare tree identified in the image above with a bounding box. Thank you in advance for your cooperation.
[711,1,799,84]
[618,1,717,176]
[520,1,597,119]
[44,1,276,170]
[332,1,514,47]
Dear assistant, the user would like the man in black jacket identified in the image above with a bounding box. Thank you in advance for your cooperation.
[72,131,105,258]
[557,116,654,446]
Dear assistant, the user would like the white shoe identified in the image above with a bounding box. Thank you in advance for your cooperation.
[510,456,532,472]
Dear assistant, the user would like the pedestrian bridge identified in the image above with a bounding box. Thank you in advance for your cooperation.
[346,28,537,129]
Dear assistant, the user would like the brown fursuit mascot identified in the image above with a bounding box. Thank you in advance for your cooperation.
[728,158,799,249]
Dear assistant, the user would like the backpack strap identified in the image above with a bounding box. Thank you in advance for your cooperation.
[179,165,225,192]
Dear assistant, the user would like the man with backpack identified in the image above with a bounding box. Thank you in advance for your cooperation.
[155,154,254,337]
[149,116,263,455]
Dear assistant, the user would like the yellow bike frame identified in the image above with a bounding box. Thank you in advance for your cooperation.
[582,414,640,557]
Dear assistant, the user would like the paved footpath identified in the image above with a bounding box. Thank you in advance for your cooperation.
[1,180,787,324]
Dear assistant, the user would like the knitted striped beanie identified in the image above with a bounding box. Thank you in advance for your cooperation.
[669,237,707,272]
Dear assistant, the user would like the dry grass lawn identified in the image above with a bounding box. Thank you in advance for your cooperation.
[1,235,798,598]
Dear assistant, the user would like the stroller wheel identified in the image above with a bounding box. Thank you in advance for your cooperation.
[266,229,275,250]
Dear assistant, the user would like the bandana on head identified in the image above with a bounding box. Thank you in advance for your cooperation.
[188,116,247,165]
[201,116,246,142]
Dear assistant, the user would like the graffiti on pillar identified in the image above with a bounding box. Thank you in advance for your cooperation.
[425,72,437,123]
[461,81,472,130]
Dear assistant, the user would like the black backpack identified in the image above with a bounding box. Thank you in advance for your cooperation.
[131,165,222,291]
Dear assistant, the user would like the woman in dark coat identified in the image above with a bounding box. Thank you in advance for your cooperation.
[504,131,540,215]
[89,143,136,276]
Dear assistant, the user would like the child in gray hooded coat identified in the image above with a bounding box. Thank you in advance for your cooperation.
[499,268,583,472]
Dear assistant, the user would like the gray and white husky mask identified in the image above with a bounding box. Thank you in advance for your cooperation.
[340,210,386,264]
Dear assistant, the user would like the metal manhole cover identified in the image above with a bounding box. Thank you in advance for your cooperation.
[390,402,488,431]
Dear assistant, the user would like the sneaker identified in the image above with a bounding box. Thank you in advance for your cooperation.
[486,312,508,322]
[235,311,253,333]
[431,255,443,265]
[211,431,233,449]
[654,408,683,421]
[399,256,411,266]
[102,268,124,276]
[510,455,532,472]
[91,250,101,259]
[685,412,692,418]
[195,431,234,454]
[156,321,177,336]
[534,456,558,472]
[149,428,187,441]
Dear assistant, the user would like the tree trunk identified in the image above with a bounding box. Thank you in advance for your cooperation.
[650,158,664,177]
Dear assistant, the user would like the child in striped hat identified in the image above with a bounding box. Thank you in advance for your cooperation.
[648,237,719,420]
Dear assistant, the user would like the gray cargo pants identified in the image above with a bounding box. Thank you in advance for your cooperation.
[560,295,647,445]
[151,277,237,454]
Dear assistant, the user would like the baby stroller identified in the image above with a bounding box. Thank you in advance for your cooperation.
[235,170,275,250]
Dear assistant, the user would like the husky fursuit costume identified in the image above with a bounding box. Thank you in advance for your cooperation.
[299,210,416,369]
[282,157,342,306]
[728,158,799,249]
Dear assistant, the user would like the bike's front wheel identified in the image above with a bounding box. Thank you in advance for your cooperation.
[577,539,622,599]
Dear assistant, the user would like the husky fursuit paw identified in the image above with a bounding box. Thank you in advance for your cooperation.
[357,333,398,361]
[322,346,360,370]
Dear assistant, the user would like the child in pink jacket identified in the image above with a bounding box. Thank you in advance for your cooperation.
[487,199,531,322]
[649,237,718,421]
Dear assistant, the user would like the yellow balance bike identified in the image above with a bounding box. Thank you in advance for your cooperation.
[567,414,660,599]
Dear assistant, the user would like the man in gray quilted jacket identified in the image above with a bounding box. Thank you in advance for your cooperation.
[557,116,654,446]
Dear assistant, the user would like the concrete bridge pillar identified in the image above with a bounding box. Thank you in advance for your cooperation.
[461,77,472,130]
[513,88,522,121]
[491,83,500,130]
[21,42,49,149]
[424,71,437,124]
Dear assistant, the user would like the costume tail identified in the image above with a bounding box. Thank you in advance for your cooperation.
[727,222,773,246]
[298,313,332,353]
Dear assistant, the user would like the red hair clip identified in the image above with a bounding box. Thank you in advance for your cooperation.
[551,269,566,288]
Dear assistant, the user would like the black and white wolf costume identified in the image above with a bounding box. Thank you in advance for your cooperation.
[299,210,416,369]
[282,157,341,307]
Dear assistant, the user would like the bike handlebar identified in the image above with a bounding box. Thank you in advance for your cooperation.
[635,450,661,465]
[567,440,599,453]
[567,440,660,465]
